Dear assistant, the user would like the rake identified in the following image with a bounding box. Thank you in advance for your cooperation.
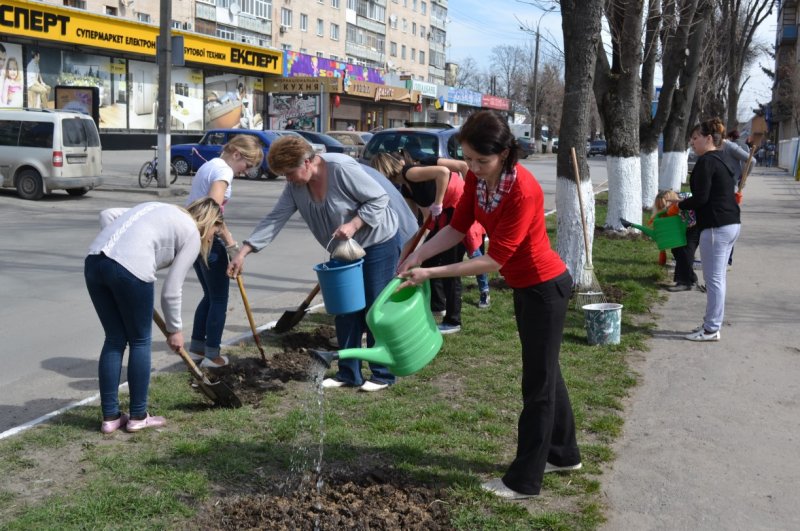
[570,147,607,308]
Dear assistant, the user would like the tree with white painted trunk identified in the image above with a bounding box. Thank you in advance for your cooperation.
[593,0,646,231]
[640,0,704,209]
[660,1,712,191]
[556,0,604,285]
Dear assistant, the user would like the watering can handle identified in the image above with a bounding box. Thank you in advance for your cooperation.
[370,276,429,323]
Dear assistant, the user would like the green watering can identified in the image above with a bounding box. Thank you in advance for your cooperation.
[620,214,688,250]
[311,277,443,377]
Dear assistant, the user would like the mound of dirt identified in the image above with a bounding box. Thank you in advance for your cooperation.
[198,325,338,406]
[198,468,451,530]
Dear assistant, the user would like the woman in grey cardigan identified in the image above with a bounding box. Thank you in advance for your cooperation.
[228,136,400,392]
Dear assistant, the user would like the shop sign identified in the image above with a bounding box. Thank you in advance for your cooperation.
[0,0,281,74]
[443,101,457,113]
[406,79,437,98]
[447,87,482,107]
[267,76,342,94]
[481,94,510,111]
[284,51,385,84]
[345,80,419,103]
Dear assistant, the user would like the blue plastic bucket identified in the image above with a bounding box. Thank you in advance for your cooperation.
[582,303,623,345]
[313,259,365,315]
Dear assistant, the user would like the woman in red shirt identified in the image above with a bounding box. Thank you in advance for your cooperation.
[398,111,581,499]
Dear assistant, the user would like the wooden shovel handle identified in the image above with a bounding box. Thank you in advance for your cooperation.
[236,275,267,362]
[570,147,592,263]
[152,309,206,380]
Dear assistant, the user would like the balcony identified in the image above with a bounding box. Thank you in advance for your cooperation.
[345,42,385,64]
[780,25,798,45]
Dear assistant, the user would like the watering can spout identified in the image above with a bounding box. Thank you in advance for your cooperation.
[619,218,655,239]
[336,345,393,367]
[310,349,339,368]
[309,346,394,369]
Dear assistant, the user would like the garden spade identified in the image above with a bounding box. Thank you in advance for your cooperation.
[152,309,242,409]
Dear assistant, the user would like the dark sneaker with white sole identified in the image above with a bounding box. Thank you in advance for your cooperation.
[685,329,720,341]
[544,462,583,473]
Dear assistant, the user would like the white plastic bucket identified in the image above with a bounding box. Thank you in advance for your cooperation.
[582,303,623,345]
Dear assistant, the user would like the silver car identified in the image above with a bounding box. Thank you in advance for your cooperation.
[0,109,103,200]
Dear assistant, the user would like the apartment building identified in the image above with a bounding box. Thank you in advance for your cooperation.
[1,0,450,138]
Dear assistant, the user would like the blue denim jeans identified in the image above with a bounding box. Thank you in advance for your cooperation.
[191,238,230,358]
[699,224,740,333]
[334,233,400,386]
[471,248,489,293]
[84,254,154,419]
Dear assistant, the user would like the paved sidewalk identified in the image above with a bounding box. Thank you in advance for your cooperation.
[601,168,800,530]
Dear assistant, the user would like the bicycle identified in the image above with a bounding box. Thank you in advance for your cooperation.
[139,146,179,188]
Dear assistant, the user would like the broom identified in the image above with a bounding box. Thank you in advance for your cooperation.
[570,147,607,308]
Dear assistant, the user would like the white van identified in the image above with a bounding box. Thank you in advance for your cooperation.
[0,109,103,200]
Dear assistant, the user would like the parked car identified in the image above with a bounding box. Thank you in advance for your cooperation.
[588,139,608,157]
[325,130,373,158]
[517,136,536,158]
[0,108,103,200]
[293,130,359,158]
[360,125,462,164]
[171,129,285,179]
[275,130,326,156]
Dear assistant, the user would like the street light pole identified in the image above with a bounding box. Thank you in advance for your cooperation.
[531,29,540,145]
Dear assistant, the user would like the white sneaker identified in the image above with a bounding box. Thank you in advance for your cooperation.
[480,478,536,500]
[359,380,389,392]
[199,355,229,368]
[544,462,583,474]
[321,378,350,389]
[685,328,720,341]
[432,310,446,317]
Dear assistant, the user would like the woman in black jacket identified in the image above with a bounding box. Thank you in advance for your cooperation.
[677,118,741,341]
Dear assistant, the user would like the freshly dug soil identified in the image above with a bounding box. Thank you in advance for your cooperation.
[190,325,453,529]
[201,326,338,406]
[198,468,452,530]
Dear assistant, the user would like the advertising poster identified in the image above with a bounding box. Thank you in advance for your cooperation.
[204,73,246,130]
[0,42,25,108]
[54,85,99,125]
[128,60,158,130]
[170,67,204,130]
[268,94,320,131]
[284,51,384,84]
[24,47,60,109]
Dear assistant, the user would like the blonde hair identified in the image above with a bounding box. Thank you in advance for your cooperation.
[652,190,679,212]
[184,197,223,265]
[266,135,315,175]
[223,134,264,168]
[370,152,404,184]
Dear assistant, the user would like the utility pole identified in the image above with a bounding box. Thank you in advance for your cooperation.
[521,6,555,151]
[156,0,172,187]
[531,30,540,143]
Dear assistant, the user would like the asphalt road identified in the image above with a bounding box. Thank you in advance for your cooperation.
[0,151,608,435]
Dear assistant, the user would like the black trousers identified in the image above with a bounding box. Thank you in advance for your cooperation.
[423,234,464,327]
[502,271,581,495]
[672,225,700,285]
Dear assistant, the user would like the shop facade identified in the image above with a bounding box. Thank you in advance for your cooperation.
[271,51,419,132]
[0,0,282,148]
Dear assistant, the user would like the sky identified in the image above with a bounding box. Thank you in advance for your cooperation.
[445,0,777,122]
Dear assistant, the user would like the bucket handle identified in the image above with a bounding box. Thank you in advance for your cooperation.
[370,276,430,323]
[319,236,338,270]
